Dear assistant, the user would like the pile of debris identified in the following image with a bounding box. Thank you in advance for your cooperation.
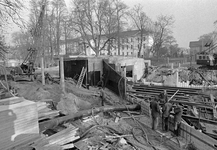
[4,75,190,150]
[145,66,217,86]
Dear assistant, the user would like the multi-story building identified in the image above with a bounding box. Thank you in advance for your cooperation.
[60,30,153,57]
[100,30,153,57]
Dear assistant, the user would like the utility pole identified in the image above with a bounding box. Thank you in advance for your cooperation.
[60,56,65,94]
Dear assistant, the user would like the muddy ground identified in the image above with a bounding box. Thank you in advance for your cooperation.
[8,67,193,150]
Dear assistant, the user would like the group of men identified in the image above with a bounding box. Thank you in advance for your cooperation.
[150,90,183,136]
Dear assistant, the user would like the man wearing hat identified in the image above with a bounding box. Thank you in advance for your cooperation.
[150,96,162,130]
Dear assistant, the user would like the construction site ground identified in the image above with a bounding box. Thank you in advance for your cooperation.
[7,66,197,150]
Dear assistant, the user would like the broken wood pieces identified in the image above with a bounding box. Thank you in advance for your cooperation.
[32,125,79,149]
[37,101,60,121]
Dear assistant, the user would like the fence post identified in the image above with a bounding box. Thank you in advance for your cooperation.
[167,57,169,65]
[60,56,65,94]
[171,63,174,69]
[176,71,179,87]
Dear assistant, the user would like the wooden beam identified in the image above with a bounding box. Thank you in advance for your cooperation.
[182,114,217,125]
[39,104,140,131]
[210,94,217,119]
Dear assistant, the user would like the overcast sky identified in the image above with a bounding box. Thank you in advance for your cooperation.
[123,0,217,48]
[5,0,217,48]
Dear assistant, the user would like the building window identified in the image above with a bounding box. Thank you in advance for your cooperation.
[143,44,146,48]
[137,37,140,42]
[114,52,116,55]
[122,45,124,50]
[131,38,133,42]
[131,45,133,49]
[122,52,124,56]
[127,45,129,49]
[122,38,125,43]
[131,52,133,55]
[126,38,129,43]
[143,37,146,41]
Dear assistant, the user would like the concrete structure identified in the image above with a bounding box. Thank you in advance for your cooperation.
[107,56,151,81]
[63,55,105,86]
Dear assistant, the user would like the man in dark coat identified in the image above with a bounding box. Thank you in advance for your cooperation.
[99,87,106,106]
[162,102,173,131]
[174,103,183,136]
[150,97,161,131]
[159,90,168,104]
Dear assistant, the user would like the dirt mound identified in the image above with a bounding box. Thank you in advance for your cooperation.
[57,93,92,115]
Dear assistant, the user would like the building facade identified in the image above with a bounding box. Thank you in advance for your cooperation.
[59,30,153,57]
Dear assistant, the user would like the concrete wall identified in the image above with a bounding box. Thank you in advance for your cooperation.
[88,57,103,73]
[107,57,151,80]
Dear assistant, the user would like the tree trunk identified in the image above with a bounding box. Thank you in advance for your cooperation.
[39,104,140,131]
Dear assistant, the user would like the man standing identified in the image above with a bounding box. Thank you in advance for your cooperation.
[150,97,161,131]
[162,102,173,132]
[174,103,183,136]
[99,87,106,106]
[159,90,168,104]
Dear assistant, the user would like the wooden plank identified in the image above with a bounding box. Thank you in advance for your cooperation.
[35,126,79,148]
[38,110,60,121]
[210,94,217,119]
[169,116,217,150]
[61,143,75,149]
[181,122,217,150]
[0,97,39,150]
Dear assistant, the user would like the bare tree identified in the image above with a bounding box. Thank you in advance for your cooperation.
[0,35,8,59]
[0,0,25,60]
[0,0,25,29]
[72,0,117,56]
[11,30,32,59]
[128,4,151,57]
[114,0,128,55]
[51,0,67,56]
[103,0,118,55]
[151,15,174,58]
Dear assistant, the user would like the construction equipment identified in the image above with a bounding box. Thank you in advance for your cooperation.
[76,67,87,88]
[9,1,46,81]
[196,41,217,69]
[0,65,15,99]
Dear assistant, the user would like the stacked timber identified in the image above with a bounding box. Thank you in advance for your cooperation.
[33,125,79,149]
[129,84,203,101]
[37,101,60,121]
[0,96,39,149]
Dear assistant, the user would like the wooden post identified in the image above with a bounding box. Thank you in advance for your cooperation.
[171,63,174,69]
[41,57,45,86]
[93,63,95,86]
[60,56,65,94]
[175,71,179,87]
[124,63,126,99]
[167,57,169,65]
